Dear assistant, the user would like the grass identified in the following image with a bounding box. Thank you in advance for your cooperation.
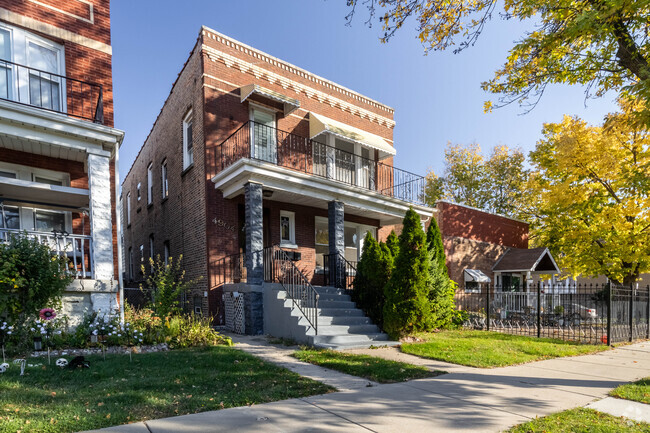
[0,346,333,433]
[400,330,608,368]
[293,348,444,383]
[506,408,650,432]
[610,377,650,404]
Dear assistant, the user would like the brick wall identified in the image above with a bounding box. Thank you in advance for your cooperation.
[436,201,528,249]
[122,42,209,313]
[444,236,508,286]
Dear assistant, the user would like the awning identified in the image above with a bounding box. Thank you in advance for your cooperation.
[240,84,300,116]
[309,112,396,159]
[464,269,490,283]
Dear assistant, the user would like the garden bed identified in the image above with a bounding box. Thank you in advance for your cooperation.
[0,346,334,433]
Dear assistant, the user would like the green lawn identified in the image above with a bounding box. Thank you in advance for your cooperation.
[400,330,608,368]
[293,349,444,383]
[507,408,650,432]
[611,377,650,404]
[0,347,333,433]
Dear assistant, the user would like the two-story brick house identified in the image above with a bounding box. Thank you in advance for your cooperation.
[122,27,433,348]
[0,0,124,323]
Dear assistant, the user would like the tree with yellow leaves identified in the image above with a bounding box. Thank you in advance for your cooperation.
[347,0,650,119]
[528,100,650,284]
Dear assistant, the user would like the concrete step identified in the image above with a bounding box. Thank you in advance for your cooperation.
[316,324,381,335]
[315,339,401,350]
[310,332,390,345]
[313,286,348,295]
[317,293,351,302]
[317,308,365,317]
[318,300,356,309]
[316,315,373,326]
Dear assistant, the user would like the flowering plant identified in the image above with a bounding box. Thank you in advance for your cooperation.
[39,308,57,321]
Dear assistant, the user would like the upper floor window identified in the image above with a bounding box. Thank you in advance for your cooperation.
[183,110,194,170]
[147,163,153,204]
[126,192,131,225]
[161,159,168,199]
[136,182,141,201]
[128,247,133,281]
[163,240,170,266]
[0,23,65,112]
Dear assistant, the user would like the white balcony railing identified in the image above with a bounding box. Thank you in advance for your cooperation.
[0,228,93,279]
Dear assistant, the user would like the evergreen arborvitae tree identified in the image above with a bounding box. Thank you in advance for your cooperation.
[426,219,457,329]
[385,230,400,259]
[352,232,391,328]
[383,208,434,338]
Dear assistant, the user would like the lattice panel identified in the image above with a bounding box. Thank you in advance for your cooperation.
[223,292,245,334]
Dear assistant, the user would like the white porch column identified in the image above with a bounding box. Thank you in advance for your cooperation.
[87,152,114,281]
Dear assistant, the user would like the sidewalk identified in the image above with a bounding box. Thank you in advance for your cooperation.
[88,341,650,433]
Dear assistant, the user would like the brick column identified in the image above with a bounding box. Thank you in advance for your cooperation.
[328,200,344,287]
[245,182,264,285]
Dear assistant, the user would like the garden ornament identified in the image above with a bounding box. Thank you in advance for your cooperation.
[56,358,69,368]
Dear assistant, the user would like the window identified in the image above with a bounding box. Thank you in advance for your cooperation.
[33,175,63,186]
[28,41,61,111]
[0,170,16,178]
[161,159,168,199]
[126,192,131,225]
[139,244,144,276]
[149,234,154,272]
[315,217,329,269]
[136,182,141,201]
[128,247,133,281]
[163,240,170,266]
[147,163,153,204]
[1,205,20,229]
[279,210,295,247]
[183,110,194,170]
[314,216,376,269]
[34,210,65,232]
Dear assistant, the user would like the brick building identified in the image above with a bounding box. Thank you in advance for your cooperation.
[0,0,124,323]
[122,26,433,346]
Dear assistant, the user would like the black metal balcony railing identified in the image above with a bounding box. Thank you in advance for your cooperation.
[0,59,104,123]
[214,121,427,206]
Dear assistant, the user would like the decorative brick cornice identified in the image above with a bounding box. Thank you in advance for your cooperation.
[201,27,396,129]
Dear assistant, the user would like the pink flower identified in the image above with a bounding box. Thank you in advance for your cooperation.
[39,308,56,321]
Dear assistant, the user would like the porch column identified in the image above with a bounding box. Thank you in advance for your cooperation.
[87,152,114,281]
[245,182,264,285]
[328,200,344,287]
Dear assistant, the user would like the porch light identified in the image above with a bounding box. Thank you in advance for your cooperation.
[33,336,43,351]
[262,189,274,198]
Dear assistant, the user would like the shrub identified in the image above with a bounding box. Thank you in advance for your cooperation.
[164,315,232,348]
[0,235,72,323]
[426,219,457,329]
[352,232,392,328]
[383,208,434,339]
[140,255,200,318]
[385,230,400,259]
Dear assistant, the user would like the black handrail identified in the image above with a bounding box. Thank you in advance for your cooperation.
[213,120,427,206]
[323,251,357,290]
[0,58,104,123]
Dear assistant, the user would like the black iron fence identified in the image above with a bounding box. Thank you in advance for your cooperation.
[455,283,650,345]
[323,252,357,290]
[0,59,104,123]
[214,121,427,205]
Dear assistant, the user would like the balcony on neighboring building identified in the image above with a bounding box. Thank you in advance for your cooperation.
[0,58,104,124]
[211,120,430,224]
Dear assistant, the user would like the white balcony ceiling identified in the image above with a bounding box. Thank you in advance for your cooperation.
[0,177,89,209]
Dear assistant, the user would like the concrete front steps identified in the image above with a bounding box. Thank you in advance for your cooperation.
[306,286,399,350]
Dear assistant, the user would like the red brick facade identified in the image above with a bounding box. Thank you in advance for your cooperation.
[0,0,119,280]
[123,28,397,322]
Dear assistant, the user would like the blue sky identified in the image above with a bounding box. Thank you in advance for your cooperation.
[112,0,617,184]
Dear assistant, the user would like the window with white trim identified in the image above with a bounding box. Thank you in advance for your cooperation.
[163,240,170,266]
[136,182,141,201]
[147,162,153,204]
[161,159,168,199]
[183,110,194,170]
[280,210,295,247]
[126,192,131,225]
[128,247,133,281]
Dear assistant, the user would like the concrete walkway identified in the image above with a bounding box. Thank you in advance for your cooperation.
[87,341,650,433]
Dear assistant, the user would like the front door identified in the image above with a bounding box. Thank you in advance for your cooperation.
[250,108,276,163]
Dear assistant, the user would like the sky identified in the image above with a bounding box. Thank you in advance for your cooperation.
[112,0,618,185]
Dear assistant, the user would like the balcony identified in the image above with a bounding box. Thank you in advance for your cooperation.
[0,58,103,124]
[0,228,93,279]
[213,121,427,208]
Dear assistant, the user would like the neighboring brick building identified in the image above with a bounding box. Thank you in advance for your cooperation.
[122,26,433,333]
[435,201,530,287]
[0,0,124,323]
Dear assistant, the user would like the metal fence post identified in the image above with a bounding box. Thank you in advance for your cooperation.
[647,285,650,340]
[606,282,612,346]
[537,281,541,339]
[486,285,491,332]
[629,284,635,342]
